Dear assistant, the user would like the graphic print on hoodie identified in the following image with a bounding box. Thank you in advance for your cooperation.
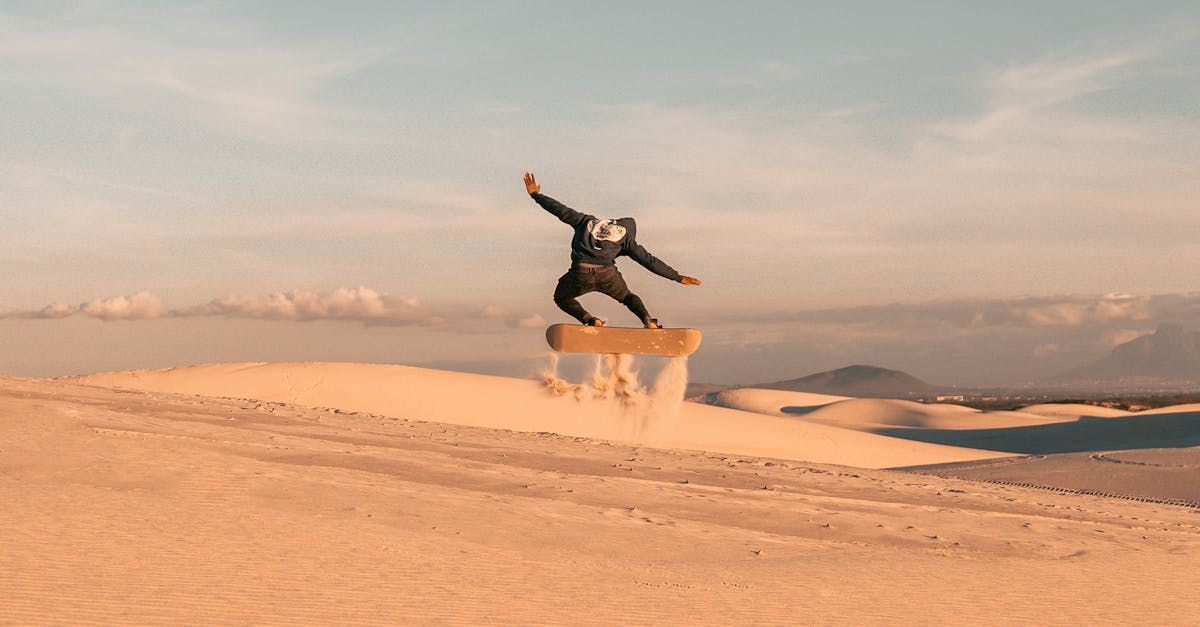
[588,219,628,249]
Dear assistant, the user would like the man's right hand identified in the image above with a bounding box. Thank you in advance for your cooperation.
[523,172,540,195]
[680,276,702,286]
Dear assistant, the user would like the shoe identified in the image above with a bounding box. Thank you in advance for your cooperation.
[585,317,605,327]
[643,318,660,329]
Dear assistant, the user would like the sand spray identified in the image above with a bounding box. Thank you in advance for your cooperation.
[540,353,689,442]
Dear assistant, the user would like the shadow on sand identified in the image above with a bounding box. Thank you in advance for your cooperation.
[853,409,1200,454]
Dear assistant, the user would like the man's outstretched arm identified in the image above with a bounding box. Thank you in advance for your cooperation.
[524,172,590,227]
[626,240,701,285]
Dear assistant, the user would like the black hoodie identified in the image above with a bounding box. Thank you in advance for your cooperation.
[531,192,683,282]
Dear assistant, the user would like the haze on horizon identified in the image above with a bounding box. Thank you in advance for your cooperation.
[2,1,1198,386]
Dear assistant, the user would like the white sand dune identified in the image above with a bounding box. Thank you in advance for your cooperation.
[706,388,1069,428]
[849,402,1200,456]
[70,362,1004,469]
[696,388,1200,457]
[3,373,1199,624]
[704,387,849,415]
[800,398,1070,430]
[1019,403,1133,420]
[1140,402,1200,415]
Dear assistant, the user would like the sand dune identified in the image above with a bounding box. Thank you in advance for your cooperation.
[800,398,1069,430]
[704,388,1069,428]
[1141,402,1200,415]
[703,387,849,415]
[71,362,1004,469]
[1019,403,1133,420]
[3,374,1198,624]
[869,404,1200,455]
[694,387,1200,460]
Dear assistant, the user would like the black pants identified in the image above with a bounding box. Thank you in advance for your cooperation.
[553,265,651,324]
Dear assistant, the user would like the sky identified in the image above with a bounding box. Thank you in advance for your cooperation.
[1,1,1198,385]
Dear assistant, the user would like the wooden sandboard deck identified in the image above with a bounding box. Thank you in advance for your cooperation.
[545,324,702,357]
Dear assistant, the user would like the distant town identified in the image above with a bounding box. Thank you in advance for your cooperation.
[918,390,1200,412]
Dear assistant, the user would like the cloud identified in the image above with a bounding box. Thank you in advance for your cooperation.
[0,6,405,143]
[1007,294,1153,328]
[473,305,549,330]
[36,302,77,319]
[2,287,496,327]
[681,292,1200,385]
[0,302,77,320]
[79,291,166,321]
[721,293,1196,331]
[479,304,509,319]
[7,286,1200,387]
[177,287,442,326]
[3,293,165,322]
[510,313,546,329]
[937,49,1155,142]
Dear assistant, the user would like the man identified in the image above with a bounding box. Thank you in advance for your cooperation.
[524,172,701,329]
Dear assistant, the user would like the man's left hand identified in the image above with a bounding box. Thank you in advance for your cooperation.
[523,172,540,195]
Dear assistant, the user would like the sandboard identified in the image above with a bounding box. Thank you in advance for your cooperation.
[545,324,702,357]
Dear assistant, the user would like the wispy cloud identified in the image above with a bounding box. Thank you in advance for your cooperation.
[712,293,1194,330]
[3,292,167,322]
[0,302,76,320]
[936,48,1156,141]
[0,6,404,143]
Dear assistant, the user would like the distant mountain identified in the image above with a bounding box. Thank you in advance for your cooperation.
[753,364,940,398]
[1059,323,1200,383]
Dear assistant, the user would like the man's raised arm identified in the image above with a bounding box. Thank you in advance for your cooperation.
[524,172,589,227]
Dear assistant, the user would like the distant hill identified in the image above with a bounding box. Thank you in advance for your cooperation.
[753,365,939,398]
[1059,323,1200,384]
